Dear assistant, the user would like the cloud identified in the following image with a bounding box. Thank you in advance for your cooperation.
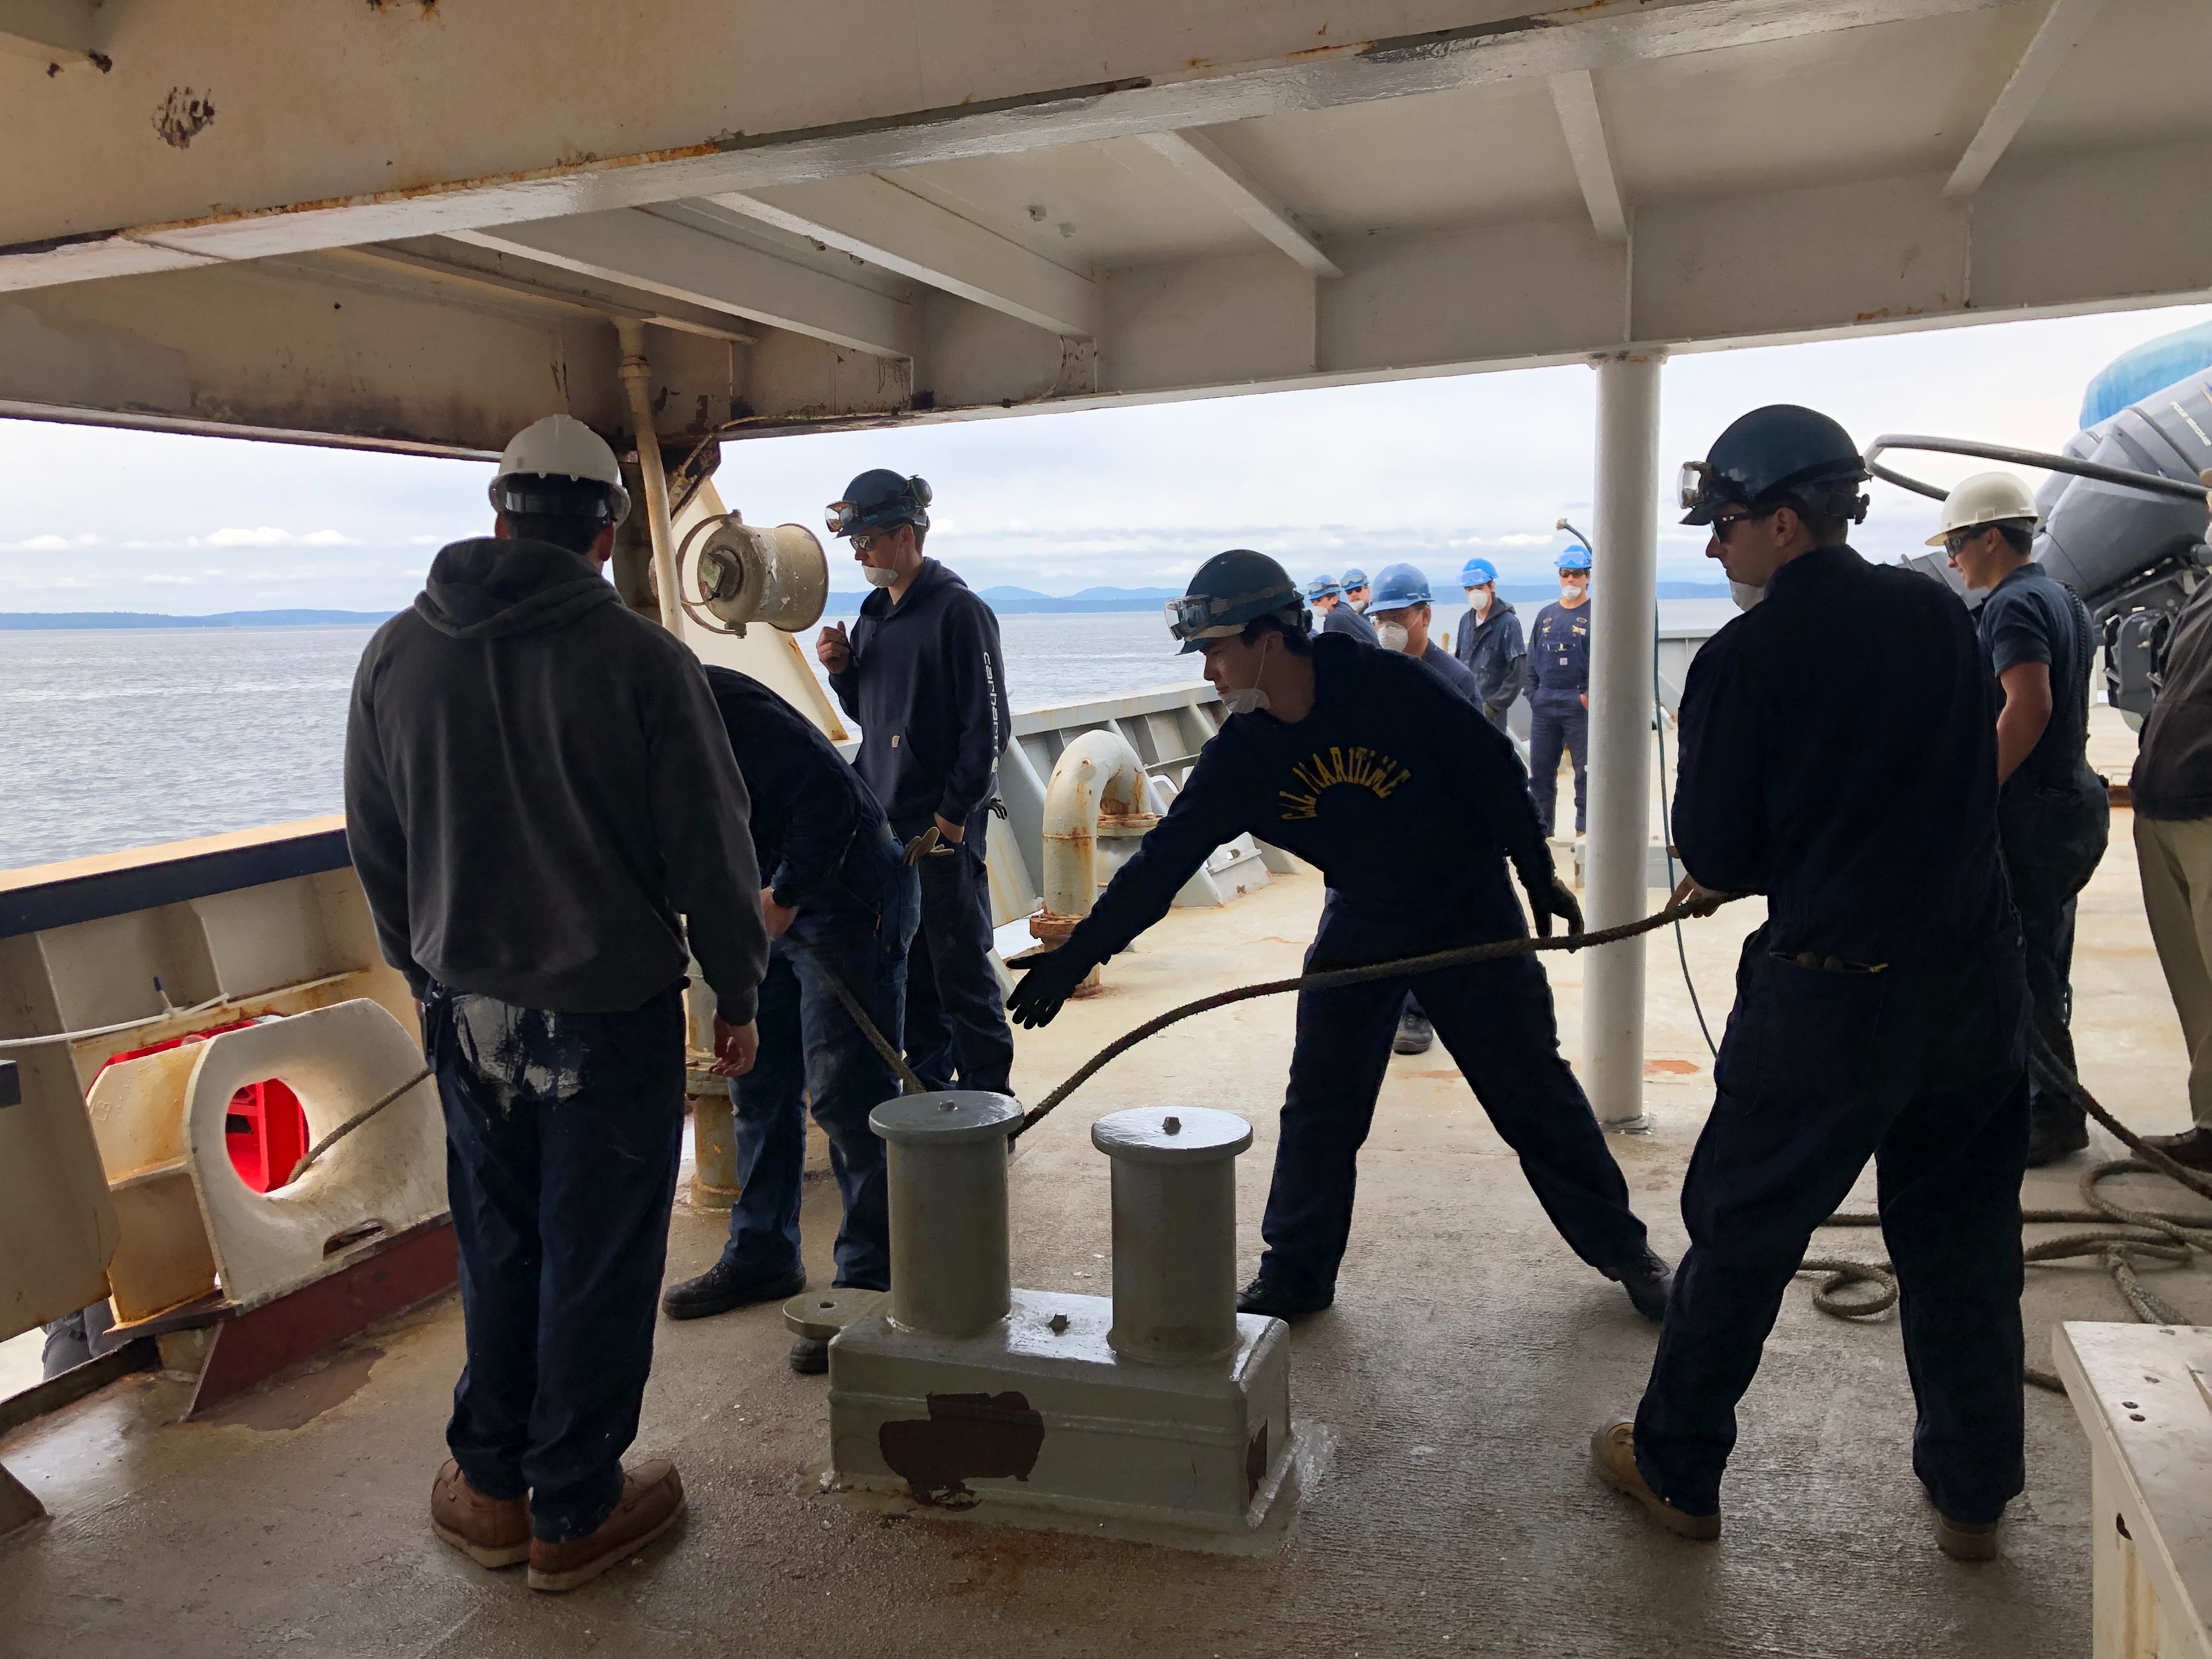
[0,533,101,552]
[202,527,362,548]
[405,534,442,545]
[142,574,193,585]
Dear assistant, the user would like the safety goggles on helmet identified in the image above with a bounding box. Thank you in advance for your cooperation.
[1678,461,1737,522]
[1680,461,1870,529]
[1163,583,1300,644]
[826,475,933,537]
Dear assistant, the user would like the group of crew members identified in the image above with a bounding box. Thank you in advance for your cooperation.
[338,392,2193,1589]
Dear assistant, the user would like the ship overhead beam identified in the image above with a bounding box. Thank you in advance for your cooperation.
[708,179,1101,339]
[0,0,2032,297]
[0,0,100,66]
[1548,72,1630,246]
[1942,0,2108,199]
[343,241,760,346]
[453,210,917,359]
[1135,131,1344,281]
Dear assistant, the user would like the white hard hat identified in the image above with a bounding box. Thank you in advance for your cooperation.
[488,414,631,527]
[1926,471,2039,546]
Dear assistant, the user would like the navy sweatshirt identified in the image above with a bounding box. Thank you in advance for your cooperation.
[702,666,897,932]
[1673,544,2010,969]
[1453,597,1525,716]
[1054,634,1555,973]
[1320,603,1378,645]
[827,558,1011,854]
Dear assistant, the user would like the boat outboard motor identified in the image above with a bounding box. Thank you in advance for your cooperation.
[1867,370,2212,726]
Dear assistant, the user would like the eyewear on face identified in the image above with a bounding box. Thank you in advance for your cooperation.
[1710,509,1775,543]
[1943,528,1984,556]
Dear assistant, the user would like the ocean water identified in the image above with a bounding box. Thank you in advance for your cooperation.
[0,601,1728,873]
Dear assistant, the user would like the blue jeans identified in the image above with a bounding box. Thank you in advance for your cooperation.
[725,869,919,1291]
[1528,695,1587,835]
[429,980,685,1543]
[1633,930,2030,1521]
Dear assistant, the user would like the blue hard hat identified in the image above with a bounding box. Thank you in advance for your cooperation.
[827,469,932,538]
[1459,557,1498,588]
[1165,550,1310,654]
[1555,545,1593,571]
[1305,574,1342,602]
[1678,404,1870,527]
[1366,562,1432,614]
[1340,566,1369,589]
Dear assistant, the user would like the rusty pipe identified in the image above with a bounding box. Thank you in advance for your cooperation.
[1039,729,1152,918]
[615,318,682,634]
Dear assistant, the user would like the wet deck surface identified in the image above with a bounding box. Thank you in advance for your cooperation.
[4,709,2206,1657]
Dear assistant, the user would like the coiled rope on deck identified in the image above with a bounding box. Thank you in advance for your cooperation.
[1805,1033,2212,1393]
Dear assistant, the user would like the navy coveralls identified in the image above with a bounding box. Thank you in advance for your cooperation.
[827,558,1015,1096]
[1526,598,1592,833]
[1321,602,1379,646]
[704,668,919,1293]
[1049,633,1651,1302]
[1453,597,1526,730]
[1977,563,2109,1135]
[1634,545,2029,1525]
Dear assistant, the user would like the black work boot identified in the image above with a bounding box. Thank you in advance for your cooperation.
[2140,1126,2212,1171]
[1236,1276,1333,1322]
[2024,1106,2089,1169]
[1393,1006,1435,1056]
[661,1259,808,1321]
[1607,1248,1674,1323]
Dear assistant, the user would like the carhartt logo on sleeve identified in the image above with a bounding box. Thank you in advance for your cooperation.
[1278,747,1412,820]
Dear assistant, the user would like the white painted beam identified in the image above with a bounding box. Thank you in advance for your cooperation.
[1549,70,1629,244]
[0,0,98,63]
[1136,131,1342,280]
[346,240,759,344]
[455,209,916,359]
[1942,0,2107,199]
[707,178,1099,338]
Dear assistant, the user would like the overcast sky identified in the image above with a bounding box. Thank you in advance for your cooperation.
[4,299,2209,613]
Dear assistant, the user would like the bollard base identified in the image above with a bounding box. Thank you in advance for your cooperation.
[824,1287,1295,1550]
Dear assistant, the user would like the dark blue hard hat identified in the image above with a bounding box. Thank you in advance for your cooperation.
[1166,550,1308,654]
[826,469,933,538]
[1305,574,1342,602]
[1555,544,1592,571]
[1680,405,1869,527]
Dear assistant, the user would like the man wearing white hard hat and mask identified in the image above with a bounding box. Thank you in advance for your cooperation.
[347,415,768,1590]
[1940,471,2109,1167]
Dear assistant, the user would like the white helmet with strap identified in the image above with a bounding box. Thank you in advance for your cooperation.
[488,415,631,527]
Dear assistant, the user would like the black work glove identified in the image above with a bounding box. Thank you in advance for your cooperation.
[1006,948,1094,1029]
[1522,872,1584,938]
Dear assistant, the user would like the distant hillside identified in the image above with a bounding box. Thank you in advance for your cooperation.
[0,610,397,631]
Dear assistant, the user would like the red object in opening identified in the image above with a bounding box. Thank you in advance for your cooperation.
[101,1019,309,1194]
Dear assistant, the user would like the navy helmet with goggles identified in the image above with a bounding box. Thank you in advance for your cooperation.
[1165,550,1308,655]
[1679,404,1870,528]
[826,469,933,538]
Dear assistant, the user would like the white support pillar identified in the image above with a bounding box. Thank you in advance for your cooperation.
[1583,349,1666,1131]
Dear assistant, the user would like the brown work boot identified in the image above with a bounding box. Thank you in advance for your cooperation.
[1933,1508,2001,1561]
[1590,1419,1720,1541]
[430,1459,531,1568]
[2140,1126,2212,1171]
[527,1461,685,1593]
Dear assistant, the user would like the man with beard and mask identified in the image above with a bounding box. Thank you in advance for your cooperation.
[817,470,1015,1097]
[347,415,768,1591]
[1308,572,1378,645]
[1452,557,1526,731]
[1005,549,1673,1327]
[1526,545,1593,839]
[1592,405,2030,1564]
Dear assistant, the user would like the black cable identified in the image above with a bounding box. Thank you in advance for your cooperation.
[1652,622,1719,1057]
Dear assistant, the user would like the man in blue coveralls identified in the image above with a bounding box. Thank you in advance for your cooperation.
[1006,550,1673,1324]
[1308,571,1378,644]
[1527,545,1593,837]
[1452,556,1525,731]
[660,666,920,1374]
[1592,406,2030,1562]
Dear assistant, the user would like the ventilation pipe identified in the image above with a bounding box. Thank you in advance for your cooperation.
[1028,730,1158,978]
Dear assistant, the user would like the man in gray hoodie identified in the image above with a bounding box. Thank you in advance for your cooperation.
[345,415,767,1593]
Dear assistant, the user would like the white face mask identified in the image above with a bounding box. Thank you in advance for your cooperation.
[1219,634,1274,716]
[863,565,899,588]
[1729,580,1765,612]
[1373,620,1412,654]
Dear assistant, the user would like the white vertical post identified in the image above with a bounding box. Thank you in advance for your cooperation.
[1583,349,1666,1130]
